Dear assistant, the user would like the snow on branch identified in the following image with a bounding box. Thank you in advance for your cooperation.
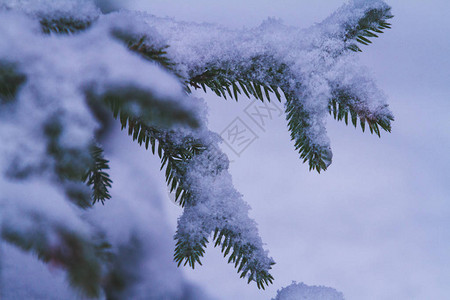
[0,0,394,295]
[117,0,394,172]
[326,58,394,135]
[173,133,275,288]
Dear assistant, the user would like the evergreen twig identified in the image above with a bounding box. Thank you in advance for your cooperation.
[83,145,112,205]
[344,6,393,52]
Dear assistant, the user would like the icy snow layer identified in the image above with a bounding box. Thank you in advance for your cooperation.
[273,282,345,300]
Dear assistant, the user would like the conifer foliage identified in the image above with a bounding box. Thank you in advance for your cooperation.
[0,0,393,298]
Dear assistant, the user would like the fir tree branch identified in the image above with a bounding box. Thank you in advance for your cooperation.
[83,37,204,207]
[343,4,393,52]
[329,89,393,136]
[88,85,201,130]
[83,145,112,205]
[115,33,328,178]
[108,101,275,289]
[87,80,203,208]
[125,36,176,73]
[115,116,204,207]
[111,31,187,84]
[0,2,397,295]
[40,17,94,34]
[42,118,96,209]
[172,144,275,290]
[188,60,332,173]
[44,118,93,182]
[188,68,281,103]
[0,61,26,102]
[286,93,332,173]
[174,226,275,289]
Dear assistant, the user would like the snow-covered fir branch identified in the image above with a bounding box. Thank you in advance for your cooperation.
[0,0,394,297]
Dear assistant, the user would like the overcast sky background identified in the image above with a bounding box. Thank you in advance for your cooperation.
[123,1,450,299]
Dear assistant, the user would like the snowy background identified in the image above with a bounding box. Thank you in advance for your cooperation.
[124,0,450,299]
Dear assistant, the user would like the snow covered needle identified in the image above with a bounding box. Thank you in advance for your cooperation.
[0,0,393,296]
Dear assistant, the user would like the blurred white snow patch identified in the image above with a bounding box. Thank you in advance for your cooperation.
[0,0,99,19]
[1,243,81,300]
[273,282,344,300]
[0,179,90,237]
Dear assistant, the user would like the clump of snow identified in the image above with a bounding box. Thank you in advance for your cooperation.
[0,0,100,21]
[326,56,391,119]
[273,282,345,300]
[175,138,274,273]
